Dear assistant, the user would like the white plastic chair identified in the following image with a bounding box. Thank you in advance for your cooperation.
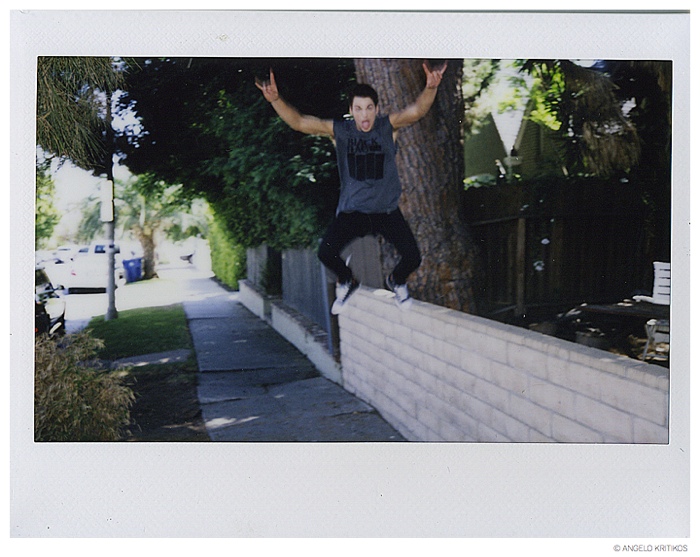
[633,261,670,305]
[633,262,670,360]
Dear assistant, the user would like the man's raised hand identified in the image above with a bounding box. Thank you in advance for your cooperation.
[255,69,280,102]
[423,60,448,89]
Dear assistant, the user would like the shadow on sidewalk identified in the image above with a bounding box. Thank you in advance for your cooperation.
[182,276,405,442]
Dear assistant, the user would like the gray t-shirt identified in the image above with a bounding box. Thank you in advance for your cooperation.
[333,115,402,214]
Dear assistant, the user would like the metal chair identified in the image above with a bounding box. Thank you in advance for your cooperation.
[642,318,670,361]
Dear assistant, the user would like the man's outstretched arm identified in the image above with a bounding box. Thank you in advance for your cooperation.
[389,61,448,131]
[256,69,334,137]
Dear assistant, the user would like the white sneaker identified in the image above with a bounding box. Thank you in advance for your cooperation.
[331,279,360,315]
[386,276,413,311]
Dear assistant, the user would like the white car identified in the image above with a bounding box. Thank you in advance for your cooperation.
[61,242,126,292]
[52,244,82,263]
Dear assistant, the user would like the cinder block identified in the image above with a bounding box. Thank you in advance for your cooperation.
[412,365,440,395]
[472,376,510,411]
[458,392,496,433]
[378,348,401,375]
[387,321,413,346]
[574,394,633,442]
[442,321,461,345]
[521,330,557,354]
[454,325,482,352]
[460,349,491,379]
[433,338,462,368]
[438,419,474,442]
[490,361,529,396]
[421,353,447,381]
[348,317,373,345]
[411,329,435,354]
[416,401,443,435]
[548,361,603,401]
[487,407,530,442]
[632,416,669,444]
[371,391,414,434]
[598,373,669,426]
[480,334,510,365]
[509,394,554,437]
[528,380,577,420]
[528,429,555,443]
[385,382,412,410]
[624,361,670,391]
[399,306,431,330]
[387,343,420,373]
[442,364,479,396]
[545,340,574,361]
[544,353,569,381]
[362,340,385,368]
[446,410,479,441]
[508,343,547,375]
[413,314,447,341]
[434,376,470,408]
[476,422,510,442]
[367,328,388,351]
[551,413,605,443]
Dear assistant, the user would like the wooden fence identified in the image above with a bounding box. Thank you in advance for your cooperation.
[463,179,657,321]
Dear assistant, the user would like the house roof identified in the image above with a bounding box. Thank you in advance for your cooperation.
[491,107,526,154]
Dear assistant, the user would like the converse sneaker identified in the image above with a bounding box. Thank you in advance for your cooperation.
[331,278,360,315]
[386,275,413,310]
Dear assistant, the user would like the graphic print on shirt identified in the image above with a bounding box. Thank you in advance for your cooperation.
[347,136,385,181]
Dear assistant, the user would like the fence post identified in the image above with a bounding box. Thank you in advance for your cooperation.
[515,217,526,317]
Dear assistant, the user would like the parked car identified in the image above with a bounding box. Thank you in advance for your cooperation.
[52,244,82,263]
[61,242,126,292]
[35,267,66,336]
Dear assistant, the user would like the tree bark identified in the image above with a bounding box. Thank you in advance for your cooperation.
[134,226,158,280]
[353,58,480,313]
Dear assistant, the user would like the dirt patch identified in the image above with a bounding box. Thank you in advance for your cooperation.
[121,363,210,442]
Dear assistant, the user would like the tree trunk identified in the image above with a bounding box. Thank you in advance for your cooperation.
[134,227,158,279]
[353,59,480,313]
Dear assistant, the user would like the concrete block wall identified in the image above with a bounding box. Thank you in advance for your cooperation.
[238,279,271,321]
[338,288,669,443]
[239,279,342,384]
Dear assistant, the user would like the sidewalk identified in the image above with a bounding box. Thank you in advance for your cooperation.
[180,273,405,442]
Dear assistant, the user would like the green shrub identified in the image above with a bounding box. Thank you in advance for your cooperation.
[34,333,135,442]
[208,212,247,290]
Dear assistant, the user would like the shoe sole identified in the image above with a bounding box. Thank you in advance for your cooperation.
[386,276,412,310]
[331,282,360,315]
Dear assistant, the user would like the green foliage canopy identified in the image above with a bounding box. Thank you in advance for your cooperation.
[116,58,355,249]
[36,57,123,171]
[35,162,61,249]
[519,59,643,178]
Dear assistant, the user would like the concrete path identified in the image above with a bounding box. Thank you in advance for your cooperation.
[63,264,404,442]
[180,273,405,442]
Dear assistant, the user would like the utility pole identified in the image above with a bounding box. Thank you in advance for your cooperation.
[103,90,118,320]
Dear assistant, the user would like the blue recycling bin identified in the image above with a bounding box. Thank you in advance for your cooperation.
[122,258,143,283]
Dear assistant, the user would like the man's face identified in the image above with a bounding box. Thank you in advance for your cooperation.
[350,96,378,133]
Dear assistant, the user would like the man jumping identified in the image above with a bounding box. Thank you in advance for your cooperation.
[256,61,447,314]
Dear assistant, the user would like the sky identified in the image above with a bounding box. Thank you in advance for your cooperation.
[49,160,133,245]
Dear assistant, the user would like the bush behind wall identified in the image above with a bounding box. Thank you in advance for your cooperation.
[208,211,247,290]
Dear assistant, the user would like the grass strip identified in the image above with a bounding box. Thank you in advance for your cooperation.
[87,303,192,361]
[85,303,208,441]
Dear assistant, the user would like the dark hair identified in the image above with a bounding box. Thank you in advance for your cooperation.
[348,84,379,107]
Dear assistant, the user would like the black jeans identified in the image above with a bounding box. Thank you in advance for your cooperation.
[318,209,422,285]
